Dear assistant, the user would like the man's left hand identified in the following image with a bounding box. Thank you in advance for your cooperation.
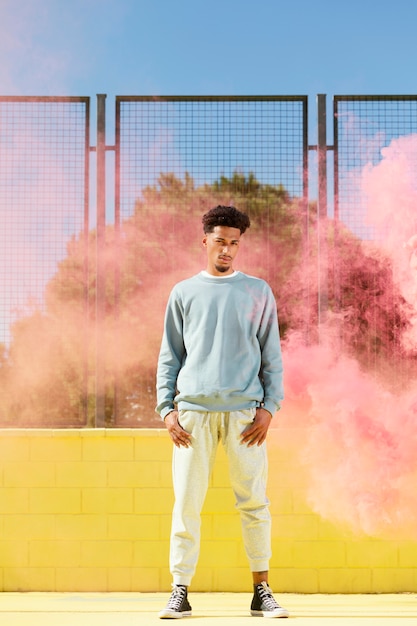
[240,407,273,447]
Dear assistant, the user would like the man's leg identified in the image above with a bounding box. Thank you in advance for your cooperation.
[169,411,218,585]
[223,410,271,573]
[160,411,219,619]
[224,411,289,618]
[253,571,269,585]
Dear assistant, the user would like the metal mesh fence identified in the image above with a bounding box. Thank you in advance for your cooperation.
[114,96,308,425]
[333,95,417,381]
[0,96,90,425]
[116,96,307,220]
[3,93,415,427]
[334,95,417,238]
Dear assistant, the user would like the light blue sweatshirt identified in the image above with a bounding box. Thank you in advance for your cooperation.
[156,271,284,419]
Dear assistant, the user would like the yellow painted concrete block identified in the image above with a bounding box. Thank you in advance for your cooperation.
[108,514,160,541]
[3,567,55,591]
[107,566,131,591]
[107,566,162,592]
[270,539,294,568]
[211,452,231,488]
[319,519,355,540]
[292,489,315,514]
[267,430,300,468]
[214,567,249,592]
[0,487,28,514]
[56,567,108,591]
[3,515,55,540]
[235,540,251,568]
[271,567,319,593]
[82,488,133,514]
[131,567,162,592]
[200,514,212,540]
[30,437,82,462]
[81,540,133,567]
[191,567,214,591]
[212,513,241,540]
[273,514,319,539]
[211,466,231,489]
[199,540,238,568]
[160,566,174,590]
[202,488,235,513]
[268,488,293,514]
[372,567,417,592]
[82,435,134,461]
[293,540,346,568]
[318,568,372,593]
[398,541,417,567]
[160,514,172,539]
[134,540,169,567]
[1,428,414,594]
[55,514,108,540]
[0,434,30,461]
[3,462,55,487]
[29,488,81,514]
[159,461,173,488]
[346,541,398,568]
[108,461,160,488]
[30,540,81,567]
[56,462,108,487]
[134,488,174,514]
[135,436,171,461]
[0,540,28,568]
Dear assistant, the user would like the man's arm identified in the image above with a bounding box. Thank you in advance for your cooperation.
[241,285,283,447]
[257,285,284,415]
[155,290,185,419]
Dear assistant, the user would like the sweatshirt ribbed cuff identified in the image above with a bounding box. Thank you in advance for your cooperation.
[160,406,175,421]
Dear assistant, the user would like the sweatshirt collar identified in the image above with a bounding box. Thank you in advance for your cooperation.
[200,270,239,280]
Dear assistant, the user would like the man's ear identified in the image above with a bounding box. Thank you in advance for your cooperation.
[202,236,207,247]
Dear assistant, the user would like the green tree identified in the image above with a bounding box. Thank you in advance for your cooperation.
[1,172,412,427]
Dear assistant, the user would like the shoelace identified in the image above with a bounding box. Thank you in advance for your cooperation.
[257,584,281,610]
[167,586,186,610]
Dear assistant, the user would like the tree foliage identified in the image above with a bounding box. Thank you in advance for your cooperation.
[0,172,413,427]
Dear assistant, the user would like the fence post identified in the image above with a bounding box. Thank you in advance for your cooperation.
[95,94,106,427]
[317,94,328,332]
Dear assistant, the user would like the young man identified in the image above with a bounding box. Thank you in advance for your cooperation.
[156,205,288,618]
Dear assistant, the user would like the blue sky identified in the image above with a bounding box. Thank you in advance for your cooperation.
[2,0,415,223]
[1,0,417,100]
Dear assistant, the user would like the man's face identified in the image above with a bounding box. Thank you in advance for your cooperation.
[203,225,241,276]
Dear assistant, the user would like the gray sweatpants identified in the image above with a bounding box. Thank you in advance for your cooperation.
[170,409,271,586]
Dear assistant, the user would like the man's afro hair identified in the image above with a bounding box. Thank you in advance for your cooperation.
[202,205,251,234]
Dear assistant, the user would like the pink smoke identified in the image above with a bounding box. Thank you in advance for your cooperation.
[282,339,417,538]
[363,134,417,351]
[280,135,417,539]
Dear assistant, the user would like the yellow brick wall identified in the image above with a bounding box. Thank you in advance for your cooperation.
[0,427,416,593]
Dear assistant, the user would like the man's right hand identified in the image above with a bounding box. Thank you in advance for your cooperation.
[164,410,192,448]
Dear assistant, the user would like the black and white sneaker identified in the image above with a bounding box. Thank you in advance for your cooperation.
[250,581,289,618]
[159,584,192,619]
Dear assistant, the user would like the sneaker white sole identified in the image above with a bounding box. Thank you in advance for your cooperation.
[250,608,289,618]
[159,609,192,619]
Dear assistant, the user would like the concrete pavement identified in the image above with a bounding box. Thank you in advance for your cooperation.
[0,592,416,624]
